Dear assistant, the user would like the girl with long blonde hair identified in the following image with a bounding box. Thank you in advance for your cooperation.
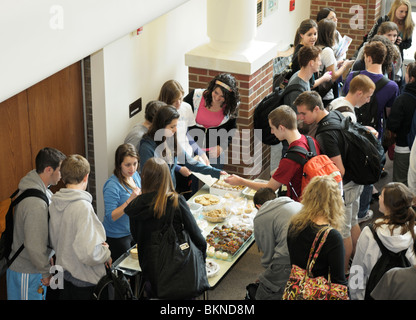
[287,176,347,286]
[367,0,415,57]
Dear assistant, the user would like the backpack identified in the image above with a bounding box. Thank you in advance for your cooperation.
[284,135,342,197]
[0,188,49,274]
[316,110,384,185]
[365,224,411,300]
[273,49,298,90]
[273,64,293,90]
[92,267,137,300]
[351,71,390,129]
[254,84,303,145]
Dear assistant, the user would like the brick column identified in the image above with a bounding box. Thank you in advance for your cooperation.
[310,0,383,58]
[188,60,274,179]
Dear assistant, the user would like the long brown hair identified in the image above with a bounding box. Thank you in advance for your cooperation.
[203,73,239,117]
[158,80,184,105]
[376,182,416,253]
[294,19,318,47]
[145,105,179,158]
[141,157,179,219]
[114,143,139,190]
[316,18,336,48]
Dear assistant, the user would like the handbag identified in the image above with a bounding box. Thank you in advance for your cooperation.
[146,204,210,299]
[314,66,334,99]
[282,226,349,300]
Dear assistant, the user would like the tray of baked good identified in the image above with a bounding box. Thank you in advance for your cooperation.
[205,223,253,261]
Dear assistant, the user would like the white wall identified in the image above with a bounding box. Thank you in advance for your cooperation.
[256,0,311,51]
[91,0,311,219]
[91,0,209,218]
[0,0,191,103]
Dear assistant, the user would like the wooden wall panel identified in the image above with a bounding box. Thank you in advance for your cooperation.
[0,61,85,299]
[0,61,85,198]
[27,62,85,160]
[0,92,33,199]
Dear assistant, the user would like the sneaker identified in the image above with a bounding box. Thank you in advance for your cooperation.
[358,209,374,223]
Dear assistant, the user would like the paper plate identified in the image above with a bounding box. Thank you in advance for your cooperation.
[206,259,220,278]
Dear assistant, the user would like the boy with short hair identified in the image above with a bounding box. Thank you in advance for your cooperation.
[225,105,321,202]
[7,147,66,300]
[329,74,375,122]
[252,188,303,300]
[344,41,399,138]
[49,154,111,300]
[284,45,332,111]
[294,91,363,274]
[124,100,167,152]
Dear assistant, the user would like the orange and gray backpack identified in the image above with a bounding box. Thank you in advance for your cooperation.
[284,136,343,198]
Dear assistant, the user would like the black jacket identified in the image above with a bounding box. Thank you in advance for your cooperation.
[387,82,416,147]
[125,192,207,272]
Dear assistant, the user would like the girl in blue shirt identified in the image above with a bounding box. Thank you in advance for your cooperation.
[103,143,141,261]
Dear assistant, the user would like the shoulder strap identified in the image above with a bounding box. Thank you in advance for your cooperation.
[335,106,354,114]
[402,92,416,101]
[306,226,332,276]
[316,110,345,135]
[368,223,395,256]
[285,136,316,166]
[282,83,304,96]
[7,188,49,267]
[374,76,389,92]
[13,189,49,207]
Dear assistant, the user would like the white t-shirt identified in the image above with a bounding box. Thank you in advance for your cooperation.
[177,101,196,157]
[328,97,357,123]
[320,46,338,100]
[408,138,416,194]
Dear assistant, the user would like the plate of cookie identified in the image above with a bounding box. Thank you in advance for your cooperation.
[202,207,229,223]
[193,194,222,212]
[206,259,220,278]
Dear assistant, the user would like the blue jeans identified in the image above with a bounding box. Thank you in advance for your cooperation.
[358,184,372,218]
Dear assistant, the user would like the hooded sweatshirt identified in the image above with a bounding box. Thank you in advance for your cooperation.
[49,188,110,285]
[253,197,303,298]
[9,169,53,278]
[387,81,416,148]
[254,197,303,268]
[349,219,416,300]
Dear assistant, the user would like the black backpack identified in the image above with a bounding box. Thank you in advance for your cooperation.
[365,224,411,300]
[0,188,49,274]
[316,110,384,185]
[93,267,136,300]
[351,71,390,129]
[254,84,303,145]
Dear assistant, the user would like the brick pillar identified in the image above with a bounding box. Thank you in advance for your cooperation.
[188,60,274,179]
[310,0,383,58]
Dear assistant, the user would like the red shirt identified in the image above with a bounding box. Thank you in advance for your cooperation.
[272,135,321,202]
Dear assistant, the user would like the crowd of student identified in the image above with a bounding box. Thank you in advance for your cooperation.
[235,0,416,300]
[4,0,416,301]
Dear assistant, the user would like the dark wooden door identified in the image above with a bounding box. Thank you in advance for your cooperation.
[0,61,85,199]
